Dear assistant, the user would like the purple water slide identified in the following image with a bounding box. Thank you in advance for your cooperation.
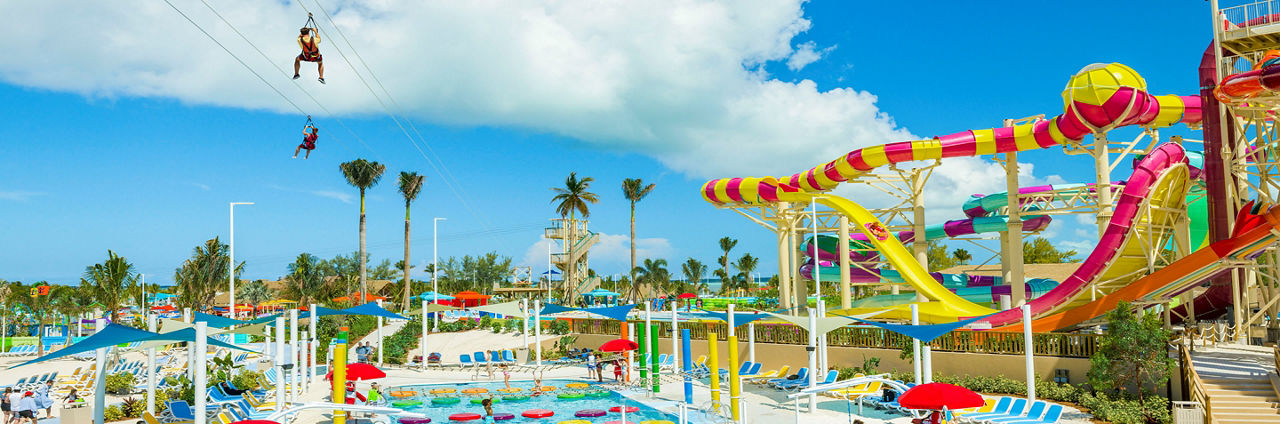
[976,142,1188,327]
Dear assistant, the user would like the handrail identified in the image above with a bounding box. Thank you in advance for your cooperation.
[1181,341,1214,424]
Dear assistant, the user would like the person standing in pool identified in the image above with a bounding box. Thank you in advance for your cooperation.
[586,350,597,380]
[500,364,511,390]
[480,397,496,424]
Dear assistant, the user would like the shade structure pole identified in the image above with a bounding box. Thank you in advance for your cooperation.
[670,300,679,373]
[309,303,318,386]
[376,299,384,366]
[422,300,430,369]
[521,299,529,352]
[275,316,286,411]
[911,304,921,385]
[194,322,208,424]
[291,308,300,402]
[747,322,756,363]
[533,299,542,366]
[146,314,157,415]
[1023,304,1036,402]
[93,319,107,424]
[807,309,818,412]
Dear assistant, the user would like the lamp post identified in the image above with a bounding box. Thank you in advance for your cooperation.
[433,217,446,330]
[229,202,254,324]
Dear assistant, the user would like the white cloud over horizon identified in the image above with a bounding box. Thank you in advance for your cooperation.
[0,190,46,202]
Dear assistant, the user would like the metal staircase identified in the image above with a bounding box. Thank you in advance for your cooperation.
[545,218,599,301]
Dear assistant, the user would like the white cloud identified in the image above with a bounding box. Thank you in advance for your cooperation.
[190,182,211,191]
[519,234,673,274]
[0,1,936,180]
[310,190,354,204]
[1060,239,1094,253]
[0,191,45,202]
[786,41,835,71]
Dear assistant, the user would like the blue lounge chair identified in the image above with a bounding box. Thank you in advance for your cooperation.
[489,351,502,363]
[473,352,489,367]
[767,367,807,387]
[501,350,515,364]
[719,361,754,378]
[786,369,838,392]
[1001,404,1063,424]
[168,401,198,421]
[459,354,474,368]
[964,398,1027,423]
[987,400,1046,423]
[738,363,763,378]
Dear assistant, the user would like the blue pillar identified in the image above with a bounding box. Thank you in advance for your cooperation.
[681,328,693,404]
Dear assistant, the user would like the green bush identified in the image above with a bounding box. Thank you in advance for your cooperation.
[106,371,136,395]
[119,397,144,419]
[104,405,125,422]
[144,388,171,414]
[490,321,505,333]
[383,316,424,364]
[231,370,262,393]
[503,318,521,333]
[547,320,571,335]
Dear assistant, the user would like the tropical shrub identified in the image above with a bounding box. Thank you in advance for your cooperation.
[106,372,136,394]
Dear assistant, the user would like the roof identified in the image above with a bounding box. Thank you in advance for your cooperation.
[936,263,1081,282]
[453,291,491,300]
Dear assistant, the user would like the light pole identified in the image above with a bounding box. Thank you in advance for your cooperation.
[432,217,446,330]
[229,202,254,323]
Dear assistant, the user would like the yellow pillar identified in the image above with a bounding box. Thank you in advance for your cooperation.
[708,330,720,405]
[728,335,740,420]
[332,341,347,424]
[837,215,852,309]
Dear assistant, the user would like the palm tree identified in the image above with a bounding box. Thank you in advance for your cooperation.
[732,253,759,294]
[173,238,242,312]
[81,250,137,322]
[952,248,973,265]
[716,237,737,294]
[633,258,670,298]
[237,280,274,312]
[285,253,326,308]
[551,172,599,220]
[398,171,426,311]
[340,159,387,302]
[621,178,656,300]
[680,258,706,296]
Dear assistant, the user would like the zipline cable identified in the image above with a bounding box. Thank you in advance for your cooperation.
[162,0,367,159]
[191,0,383,161]
[300,0,499,236]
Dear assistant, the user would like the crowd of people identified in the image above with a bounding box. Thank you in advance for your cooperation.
[0,381,63,424]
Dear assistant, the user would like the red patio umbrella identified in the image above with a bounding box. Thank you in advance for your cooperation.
[599,339,639,352]
[324,363,387,381]
[676,293,697,299]
[897,382,984,411]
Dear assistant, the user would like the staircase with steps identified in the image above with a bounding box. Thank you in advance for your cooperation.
[1188,344,1280,423]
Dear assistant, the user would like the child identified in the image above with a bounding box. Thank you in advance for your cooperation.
[63,388,80,406]
[480,397,496,424]
[500,364,511,390]
[531,375,543,397]
[586,351,597,380]
[612,360,624,382]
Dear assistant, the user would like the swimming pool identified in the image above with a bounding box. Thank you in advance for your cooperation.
[386,379,685,424]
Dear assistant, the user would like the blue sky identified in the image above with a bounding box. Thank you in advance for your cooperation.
[0,0,1213,284]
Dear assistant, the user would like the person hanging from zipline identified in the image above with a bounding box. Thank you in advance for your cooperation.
[294,117,319,159]
[293,13,325,84]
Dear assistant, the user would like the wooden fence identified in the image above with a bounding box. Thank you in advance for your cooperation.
[571,318,1098,358]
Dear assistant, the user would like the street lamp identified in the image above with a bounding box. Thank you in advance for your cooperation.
[432,217,446,330]
[229,202,254,323]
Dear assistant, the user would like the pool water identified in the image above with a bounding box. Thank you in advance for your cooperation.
[388,379,684,424]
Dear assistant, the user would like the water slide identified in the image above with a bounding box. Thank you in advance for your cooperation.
[995,201,1280,332]
[701,63,1206,325]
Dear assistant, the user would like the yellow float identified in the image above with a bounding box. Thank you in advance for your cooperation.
[429,388,456,394]
[388,390,418,398]
[496,387,522,393]
[556,421,591,424]
[461,388,489,394]
[564,383,589,389]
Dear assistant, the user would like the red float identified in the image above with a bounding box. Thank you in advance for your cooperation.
[521,409,555,419]
[608,406,639,413]
[448,413,482,421]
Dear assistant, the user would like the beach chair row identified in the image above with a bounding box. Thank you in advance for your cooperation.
[0,371,59,391]
[457,350,517,367]
[954,397,1063,424]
